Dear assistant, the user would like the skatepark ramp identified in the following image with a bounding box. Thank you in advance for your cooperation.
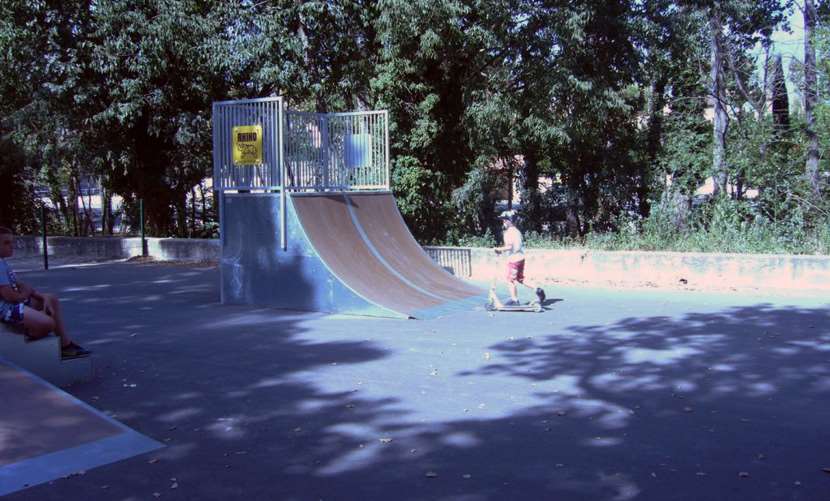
[213,97,486,318]
[220,191,486,318]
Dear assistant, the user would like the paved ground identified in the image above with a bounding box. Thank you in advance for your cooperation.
[4,261,830,500]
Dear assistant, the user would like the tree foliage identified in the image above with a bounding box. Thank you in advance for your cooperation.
[2,0,826,253]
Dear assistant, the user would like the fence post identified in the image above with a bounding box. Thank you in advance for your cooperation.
[140,198,147,257]
[41,206,48,271]
[384,110,390,189]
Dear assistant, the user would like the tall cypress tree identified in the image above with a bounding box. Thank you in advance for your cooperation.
[770,53,790,132]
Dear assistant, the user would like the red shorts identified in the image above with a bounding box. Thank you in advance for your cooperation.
[506,260,525,283]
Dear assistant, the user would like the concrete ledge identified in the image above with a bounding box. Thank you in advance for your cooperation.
[0,326,92,387]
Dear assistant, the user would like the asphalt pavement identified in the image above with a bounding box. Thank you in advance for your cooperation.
[4,260,829,501]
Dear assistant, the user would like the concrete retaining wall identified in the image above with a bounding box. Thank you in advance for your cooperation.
[14,236,220,262]
[12,236,830,291]
[465,247,830,291]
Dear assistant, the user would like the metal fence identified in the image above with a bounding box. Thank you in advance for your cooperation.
[423,246,473,278]
[212,97,389,193]
[285,110,389,191]
[212,97,283,191]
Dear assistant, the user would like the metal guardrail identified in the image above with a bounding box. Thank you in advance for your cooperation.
[423,246,473,278]
[212,97,389,193]
[285,110,389,191]
[212,97,283,192]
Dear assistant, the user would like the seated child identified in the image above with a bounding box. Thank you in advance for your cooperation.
[0,227,90,359]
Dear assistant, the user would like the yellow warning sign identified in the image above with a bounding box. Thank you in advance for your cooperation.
[232,125,263,166]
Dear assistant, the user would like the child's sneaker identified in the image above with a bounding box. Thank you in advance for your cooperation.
[61,342,91,359]
[503,299,519,306]
[535,288,546,304]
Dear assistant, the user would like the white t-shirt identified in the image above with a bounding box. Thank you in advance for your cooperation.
[503,226,524,262]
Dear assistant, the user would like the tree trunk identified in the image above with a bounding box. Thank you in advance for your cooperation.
[50,186,68,234]
[101,185,114,235]
[736,171,745,200]
[520,150,541,231]
[565,182,582,238]
[804,0,820,197]
[190,187,197,237]
[78,185,90,236]
[643,76,667,216]
[100,185,108,235]
[86,186,95,235]
[198,182,207,233]
[175,191,187,237]
[709,8,729,198]
[69,175,80,236]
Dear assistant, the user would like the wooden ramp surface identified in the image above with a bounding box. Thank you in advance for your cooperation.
[0,360,161,496]
[291,192,486,318]
[292,193,445,317]
[346,192,483,300]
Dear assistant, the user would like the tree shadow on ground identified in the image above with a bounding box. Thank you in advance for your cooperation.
[7,264,830,501]
[6,263,400,500]
[444,304,830,500]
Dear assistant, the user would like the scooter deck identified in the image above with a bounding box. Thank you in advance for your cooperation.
[486,285,544,313]
[486,303,543,313]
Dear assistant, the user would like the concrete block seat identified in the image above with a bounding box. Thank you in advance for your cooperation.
[0,324,92,387]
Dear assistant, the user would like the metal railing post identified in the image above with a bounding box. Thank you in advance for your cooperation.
[384,110,390,190]
[321,115,330,190]
[140,198,147,257]
[279,97,287,250]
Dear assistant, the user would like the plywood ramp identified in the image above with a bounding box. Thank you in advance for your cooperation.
[345,192,483,300]
[292,193,447,318]
[290,192,486,318]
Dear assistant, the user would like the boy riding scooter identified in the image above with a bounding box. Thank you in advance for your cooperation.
[488,211,545,311]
